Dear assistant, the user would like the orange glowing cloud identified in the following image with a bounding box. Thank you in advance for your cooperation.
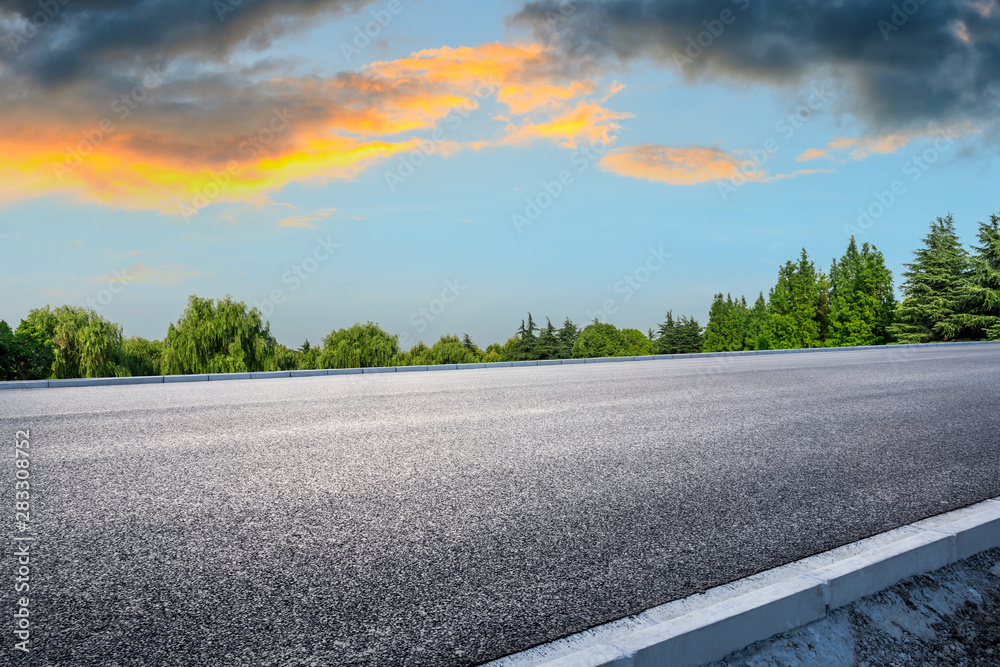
[600,144,830,187]
[0,42,629,218]
[600,145,765,185]
[797,124,980,163]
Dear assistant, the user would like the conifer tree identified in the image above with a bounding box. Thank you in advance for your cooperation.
[955,215,1000,340]
[764,249,828,349]
[828,237,896,346]
[889,215,971,343]
[744,293,770,350]
[556,317,580,359]
[536,318,559,360]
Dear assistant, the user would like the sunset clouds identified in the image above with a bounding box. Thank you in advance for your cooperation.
[0,40,629,216]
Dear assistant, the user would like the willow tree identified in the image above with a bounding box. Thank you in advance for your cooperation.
[24,306,129,379]
[319,322,399,369]
[161,295,277,375]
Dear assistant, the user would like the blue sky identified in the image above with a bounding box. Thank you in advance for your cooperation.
[1,0,997,348]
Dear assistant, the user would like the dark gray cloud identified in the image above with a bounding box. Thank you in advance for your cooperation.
[1,0,375,86]
[512,0,1000,130]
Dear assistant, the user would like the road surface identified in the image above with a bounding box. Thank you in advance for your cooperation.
[2,345,999,665]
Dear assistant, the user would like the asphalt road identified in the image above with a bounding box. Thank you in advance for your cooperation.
[2,345,999,666]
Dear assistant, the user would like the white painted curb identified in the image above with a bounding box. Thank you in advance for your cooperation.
[486,498,1000,667]
[1,340,998,391]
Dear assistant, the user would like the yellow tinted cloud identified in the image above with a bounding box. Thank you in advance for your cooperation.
[600,145,765,185]
[0,42,628,217]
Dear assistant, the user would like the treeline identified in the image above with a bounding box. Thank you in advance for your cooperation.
[699,214,1000,352]
[1,214,998,382]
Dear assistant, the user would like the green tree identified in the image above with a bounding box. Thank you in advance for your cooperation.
[482,342,506,363]
[572,322,630,358]
[954,215,1000,340]
[461,333,484,359]
[827,237,896,347]
[297,339,322,370]
[536,318,559,360]
[25,306,129,379]
[889,215,971,343]
[161,295,277,375]
[621,328,654,356]
[656,311,703,354]
[0,319,55,381]
[744,293,771,351]
[319,322,399,369]
[702,294,748,352]
[556,317,580,359]
[405,334,482,365]
[509,313,539,361]
[123,336,163,377]
[764,249,829,349]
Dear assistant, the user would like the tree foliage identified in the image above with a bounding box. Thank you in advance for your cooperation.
[889,215,971,343]
[25,306,129,379]
[955,215,1000,340]
[0,319,56,381]
[827,237,896,347]
[161,295,277,375]
[655,310,703,354]
[319,321,399,369]
[764,249,829,350]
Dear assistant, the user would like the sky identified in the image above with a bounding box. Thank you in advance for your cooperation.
[1,0,998,350]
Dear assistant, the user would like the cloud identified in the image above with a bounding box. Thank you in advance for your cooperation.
[279,207,337,229]
[0,41,628,215]
[513,0,1000,133]
[92,263,214,285]
[600,143,828,186]
[0,0,378,87]
[601,144,761,185]
[797,124,981,162]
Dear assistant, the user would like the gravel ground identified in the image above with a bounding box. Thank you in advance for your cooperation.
[1,346,999,666]
[715,547,1000,667]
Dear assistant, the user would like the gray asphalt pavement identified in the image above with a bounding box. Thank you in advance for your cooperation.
[2,346,999,666]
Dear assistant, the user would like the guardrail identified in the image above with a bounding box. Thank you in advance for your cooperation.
[1,339,998,390]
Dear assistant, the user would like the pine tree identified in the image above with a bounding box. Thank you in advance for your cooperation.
[655,310,677,354]
[765,249,828,349]
[556,317,580,359]
[703,294,746,352]
[510,313,539,361]
[674,316,704,353]
[536,318,559,360]
[744,293,770,350]
[955,215,1000,340]
[889,215,971,343]
[828,237,896,347]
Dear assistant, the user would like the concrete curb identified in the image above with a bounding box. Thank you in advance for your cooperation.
[1,340,999,391]
[485,498,1000,667]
